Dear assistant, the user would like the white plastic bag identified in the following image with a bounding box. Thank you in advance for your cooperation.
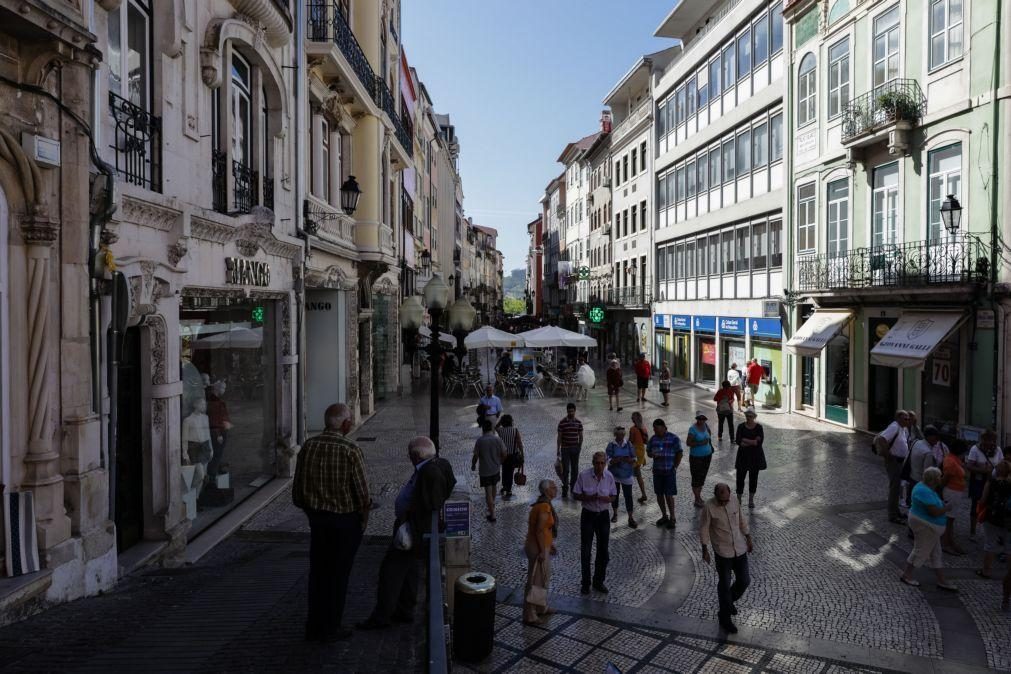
[393,521,413,551]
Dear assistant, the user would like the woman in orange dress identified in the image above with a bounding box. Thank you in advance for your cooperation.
[629,411,650,504]
[524,479,558,625]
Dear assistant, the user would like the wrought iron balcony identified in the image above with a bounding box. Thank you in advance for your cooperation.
[306,1,376,99]
[796,233,989,292]
[605,285,653,308]
[375,76,413,154]
[211,152,259,215]
[841,78,926,143]
[109,92,162,192]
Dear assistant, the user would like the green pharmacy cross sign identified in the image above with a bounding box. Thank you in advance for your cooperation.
[251,305,265,323]
[588,305,605,324]
[577,266,591,280]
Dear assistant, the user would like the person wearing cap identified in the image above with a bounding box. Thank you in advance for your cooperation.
[658,361,672,407]
[734,409,766,508]
[686,412,716,508]
[647,419,683,529]
[634,353,652,404]
[606,426,638,528]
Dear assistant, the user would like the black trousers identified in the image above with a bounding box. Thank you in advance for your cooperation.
[714,553,751,620]
[502,455,520,493]
[370,538,419,624]
[612,482,634,515]
[305,510,363,638]
[207,429,228,477]
[580,509,610,587]
[736,467,759,496]
[717,412,735,442]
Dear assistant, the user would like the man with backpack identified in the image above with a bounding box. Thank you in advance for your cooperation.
[875,410,911,524]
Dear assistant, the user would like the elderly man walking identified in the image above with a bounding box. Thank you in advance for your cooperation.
[293,403,371,642]
[358,437,456,631]
[573,451,618,595]
[700,483,754,634]
[875,410,911,524]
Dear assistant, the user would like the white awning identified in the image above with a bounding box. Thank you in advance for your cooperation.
[786,311,852,357]
[869,312,966,368]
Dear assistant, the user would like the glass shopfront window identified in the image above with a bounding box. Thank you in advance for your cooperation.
[697,337,717,384]
[921,333,960,437]
[824,331,850,424]
[180,299,277,535]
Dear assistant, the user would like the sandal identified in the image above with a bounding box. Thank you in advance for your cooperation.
[899,576,920,587]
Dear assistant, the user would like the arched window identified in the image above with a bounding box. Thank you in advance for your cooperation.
[798,53,817,126]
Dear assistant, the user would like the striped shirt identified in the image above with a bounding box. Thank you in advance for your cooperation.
[292,430,370,514]
[557,417,583,449]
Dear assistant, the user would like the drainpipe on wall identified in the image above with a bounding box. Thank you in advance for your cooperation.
[293,0,307,445]
[989,0,1004,434]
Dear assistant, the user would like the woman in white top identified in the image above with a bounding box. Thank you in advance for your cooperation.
[726,364,743,411]
[966,430,1003,539]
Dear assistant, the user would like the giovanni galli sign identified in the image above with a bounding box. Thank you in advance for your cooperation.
[225,257,270,286]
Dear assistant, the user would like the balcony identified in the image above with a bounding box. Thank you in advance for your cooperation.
[611,99,651,144]
[605,285,653,308]
[109,92,162,193]
[211,152,259,215]
[376,76,413,159]
[841,79,926,149]
[796,233,989,293]
[306,2,377,103]
[304,196,355,250]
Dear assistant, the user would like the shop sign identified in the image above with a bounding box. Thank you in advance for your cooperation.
[693,315,716,333]
[932,358,952,386]
[718,317,746,336]
[977,310,995,329]
[225,258,270,286]
[654,314,665,328]
[444,500,470,538]
[671,314,691,331]
[701,341,717,365]
[750,318,782,339]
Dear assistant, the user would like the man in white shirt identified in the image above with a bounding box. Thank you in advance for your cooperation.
[876,410,910,523]
[726,363,743,411]
[573,451,618,595]
[478,384,504,427]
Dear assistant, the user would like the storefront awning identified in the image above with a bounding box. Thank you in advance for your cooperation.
[786,311,852,357]
[869,312,966,368]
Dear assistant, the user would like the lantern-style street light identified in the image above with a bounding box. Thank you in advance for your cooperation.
[940,194,962,234]
[340,175,362,216]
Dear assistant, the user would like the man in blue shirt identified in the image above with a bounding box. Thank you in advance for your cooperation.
[479,384,504,427]
[647,419,683,530]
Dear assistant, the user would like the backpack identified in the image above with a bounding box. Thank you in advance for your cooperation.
[872,428,899,456]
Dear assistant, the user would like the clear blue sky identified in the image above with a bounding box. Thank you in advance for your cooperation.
[402,0,676,276]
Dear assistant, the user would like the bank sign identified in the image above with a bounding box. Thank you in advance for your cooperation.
[718,317,746,336]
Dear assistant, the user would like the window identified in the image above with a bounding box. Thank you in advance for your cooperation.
[631,205,637,233]
[736,129,751,174]
[658,173,668,209]
[676,165,686,201]
[685,241,696,277]
[928,143,962,240]
[686,76,697,118]
[769,219,783,267]
[676,244,685,278]
[709,56,722,100]
[631,149,638,177]
[753,14,769,64]
[667,101,676,133]
[708,234,720,276]
[687,160,697,198]
[771,2,784,53]
[320,119,330,202]
[872,162,899,246]
[676,86,686,126]
[697,71,709,109]
[722,42,736,89]
[797,183,817,252]
[873,6,901,87]
[930,0,963,69]
[737,29,752,77]
[752,222,767,269]
[826,179,849,256]
[752,122,768,168]
[798,53,817,126]
[623,155,629,183]
[722,138,736,182]
[709,147,721,186]
[736,227,750,271]
[828,38,850,119]
[770,112,783,161]
[658,103,667,138]
[697,237,708,276]
[615,159,621,185]
[722,229,735,273]
[623,209,629,237]
[698,153,708,192]
[640,141,647,172]
[641,200,648,229]
[658,247,667,280]
[108,0,151,108]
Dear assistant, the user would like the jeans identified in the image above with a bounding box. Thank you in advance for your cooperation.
[736,468,759,496]
[883,454,903,518]
[579,509,610,587]
[306,510,363,638]
[370,535,419,623]
[612,482,634,515]
[502,454,520,493]
[560,447,581,492]
[714,553,751,620]
[717,412,735,442]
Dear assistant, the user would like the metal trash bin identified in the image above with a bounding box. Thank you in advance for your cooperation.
[453,572,496,662]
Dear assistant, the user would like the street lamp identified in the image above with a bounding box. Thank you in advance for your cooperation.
[940,195,962,233]
[420,249,432,273]
[340,175,362,215]
[420,273,451,453]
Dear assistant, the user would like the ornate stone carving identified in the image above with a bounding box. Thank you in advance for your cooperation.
[235,238,260,257]
[373,276,398,296]
[304,264,356,290]
[20,213,60,246]
[146,314,169,385]
[281,296,292,357]
[168,237,189,266]
[152,398,166,430]
[120,194,181,231]
[191,216,235,243]
[0,127,44,211]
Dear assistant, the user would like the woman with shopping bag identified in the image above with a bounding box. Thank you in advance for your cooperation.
[524,479,559,625]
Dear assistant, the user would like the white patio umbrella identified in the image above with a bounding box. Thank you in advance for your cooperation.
[192,326,263,350]
[418,325,455,346]
[465,327,526,387]
[517,325,597,348]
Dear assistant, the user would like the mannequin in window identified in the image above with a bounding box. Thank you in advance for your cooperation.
[206,379,232,478]
[182,397,213,493]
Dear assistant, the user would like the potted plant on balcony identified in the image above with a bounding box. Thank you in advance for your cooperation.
[876,90,919,125]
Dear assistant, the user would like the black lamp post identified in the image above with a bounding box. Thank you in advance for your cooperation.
[340,175,362,215]
[940,194,962,234]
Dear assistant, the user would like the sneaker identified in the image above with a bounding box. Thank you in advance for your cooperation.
[628,518,638,529]
[593,583,609,594]
[611,513,618,523]
[580,585,590,595]
[655,516,670,527]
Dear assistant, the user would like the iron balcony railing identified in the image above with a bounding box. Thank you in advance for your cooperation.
[376,76,413,153]
[109,92,162,192]
[212,153,259,215]
[605,285,653,307]
[796,233,989,291]
[232,160,259,214]
[306,1,377,99]
[841,78,926,142]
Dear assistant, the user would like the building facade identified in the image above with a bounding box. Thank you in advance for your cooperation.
[540,174,565,320]
[652,0,787,404]
[585,131,612,355]
[783,0,1011,437]
[525,215,543,316]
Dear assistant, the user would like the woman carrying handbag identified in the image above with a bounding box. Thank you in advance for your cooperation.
[497,415,525,499]
[524,479,559,625]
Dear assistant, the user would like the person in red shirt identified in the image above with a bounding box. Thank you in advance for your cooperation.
[713,381,736,444]
[745,359,763,405]
[634,353,652,404]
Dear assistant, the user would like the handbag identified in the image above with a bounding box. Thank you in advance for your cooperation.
[514,464,527,486]
[554,458,563,479]
[393,521,413,551]
[525,560,548,607]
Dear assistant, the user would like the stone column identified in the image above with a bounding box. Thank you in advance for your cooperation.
[20,214,71,550]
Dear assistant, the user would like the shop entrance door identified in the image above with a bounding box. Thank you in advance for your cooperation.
[868,317,898,430]
[801,357,815,407]
[373,295,390,401]
[673,333,689,379]
[115,326,144,552]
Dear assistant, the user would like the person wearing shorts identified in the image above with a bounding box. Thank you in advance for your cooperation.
[941,446,968,555]
[658,362,672,407]
[978,461,1011,581]
[647,419,682,530]
[472,419,506,522]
